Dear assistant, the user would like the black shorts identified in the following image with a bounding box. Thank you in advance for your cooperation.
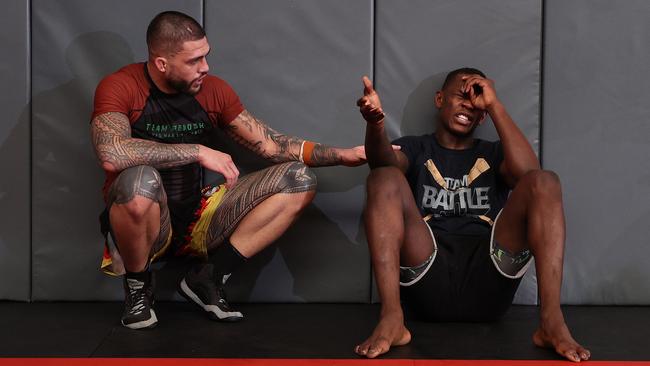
[401,230,529,322]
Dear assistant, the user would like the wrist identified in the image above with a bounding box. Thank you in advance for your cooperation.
[300,141,316,165]
[366,118,385,127]
[486,101,505,116]
[196,144,206,164]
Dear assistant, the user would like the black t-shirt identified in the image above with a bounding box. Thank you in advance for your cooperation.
[392,134,509,236]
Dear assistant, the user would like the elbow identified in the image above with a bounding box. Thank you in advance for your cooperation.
[516,156,541,175]
[100,159,119,173]
[96,151,121,173]
[505,161,541,187]
[520,165,541,177]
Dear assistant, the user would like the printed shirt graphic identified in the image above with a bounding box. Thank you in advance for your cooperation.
[393,134,509,236]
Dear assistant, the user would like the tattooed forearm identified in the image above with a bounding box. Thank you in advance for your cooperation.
[309,144,343,166]
[269,133,302,162]
[91,112,200,171]
[226,110,345,166]
[226,110,301,163]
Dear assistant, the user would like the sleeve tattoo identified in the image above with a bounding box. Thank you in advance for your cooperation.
[225,110,343,166]
[91,112,199,171]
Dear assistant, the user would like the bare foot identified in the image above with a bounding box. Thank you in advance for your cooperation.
[354,313,411,358]
[533,314,591,362]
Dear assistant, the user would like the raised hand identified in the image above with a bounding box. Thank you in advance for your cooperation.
[198,145,239,188]
[357,76,385,124]
[461,75,499,111]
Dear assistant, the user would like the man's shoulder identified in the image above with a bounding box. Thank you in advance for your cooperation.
[97,63,146,91]
[200,74,234,91]
[93,63,148,120]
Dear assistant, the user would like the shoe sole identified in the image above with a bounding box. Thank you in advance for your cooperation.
[121,309,158,330]
[179,278,244,322]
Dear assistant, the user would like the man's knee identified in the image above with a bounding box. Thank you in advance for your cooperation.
[108,165,165,206]
[366,166,404,197]
[275,161,317,194]
[521,169,562,198]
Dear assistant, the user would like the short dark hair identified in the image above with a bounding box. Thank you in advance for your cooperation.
[442,67,486,90]
[146,11,206,56]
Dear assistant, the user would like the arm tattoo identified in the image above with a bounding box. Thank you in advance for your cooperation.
[225,110,301,162]
[91,112,199,171]
[309,144,342,166]
[225,110,343,166]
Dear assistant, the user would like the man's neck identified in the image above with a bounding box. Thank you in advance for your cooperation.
[434,129,475,150]
[146,61,176,94]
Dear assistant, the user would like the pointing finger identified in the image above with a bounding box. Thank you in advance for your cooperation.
[362,76,375,95]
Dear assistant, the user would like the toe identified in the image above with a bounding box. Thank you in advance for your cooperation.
[367,338,390,359]
[563,349,581,363]
[355,342,370,356]
[367,345,385,359]
[578,347,591,360]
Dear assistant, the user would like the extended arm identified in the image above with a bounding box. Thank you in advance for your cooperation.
[225,110,366,167]
[357,76,408,172]
[91,111,240,186]
[462,76,539,187]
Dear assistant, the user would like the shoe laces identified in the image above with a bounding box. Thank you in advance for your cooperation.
[126,278,148,315]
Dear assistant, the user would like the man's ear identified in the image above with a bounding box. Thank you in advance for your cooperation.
[434,90,443,108]
[154,57,168,73]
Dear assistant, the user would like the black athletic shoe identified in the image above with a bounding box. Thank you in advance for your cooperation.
[178,263,243,322]
[121,270,157,329]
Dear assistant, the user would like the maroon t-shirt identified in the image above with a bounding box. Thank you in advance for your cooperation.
[92,62,245,242]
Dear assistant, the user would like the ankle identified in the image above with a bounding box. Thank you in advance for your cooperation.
[539,307,565,326]
[379,307,404,320]
[210,240,247,284]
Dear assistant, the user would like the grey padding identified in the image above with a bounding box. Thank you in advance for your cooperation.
[543,0,650,304]
[372,0,542,304]
[0,0,30,301]
[8,0,649,305]
[205,0,373,302]
[30,0,203,300]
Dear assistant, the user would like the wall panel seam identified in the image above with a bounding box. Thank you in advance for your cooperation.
[538,0,545,168]
[28,0,33,303]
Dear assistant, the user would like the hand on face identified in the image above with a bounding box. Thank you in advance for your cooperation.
[357,76,385,125]
[461,75,498,111]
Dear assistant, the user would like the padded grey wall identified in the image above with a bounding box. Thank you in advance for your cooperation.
[543,0,650,304]
[0,0,31,300]
[373,0,541,304]
[30,0,202,300]
[204,0,373,302]
[3,0,649,304]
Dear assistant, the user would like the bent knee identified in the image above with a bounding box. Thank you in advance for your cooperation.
[108,165,165,205]
[112,195,159,220]
[366,166,405,196]
[520,169,562,196]
[276,161,317,193]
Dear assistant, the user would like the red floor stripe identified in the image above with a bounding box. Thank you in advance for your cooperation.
[0,359,649,366]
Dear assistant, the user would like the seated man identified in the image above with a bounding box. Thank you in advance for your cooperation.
[354,69,590,362]
[91,11,368,329]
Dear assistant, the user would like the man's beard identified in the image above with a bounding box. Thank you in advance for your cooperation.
[168,76,201,95]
